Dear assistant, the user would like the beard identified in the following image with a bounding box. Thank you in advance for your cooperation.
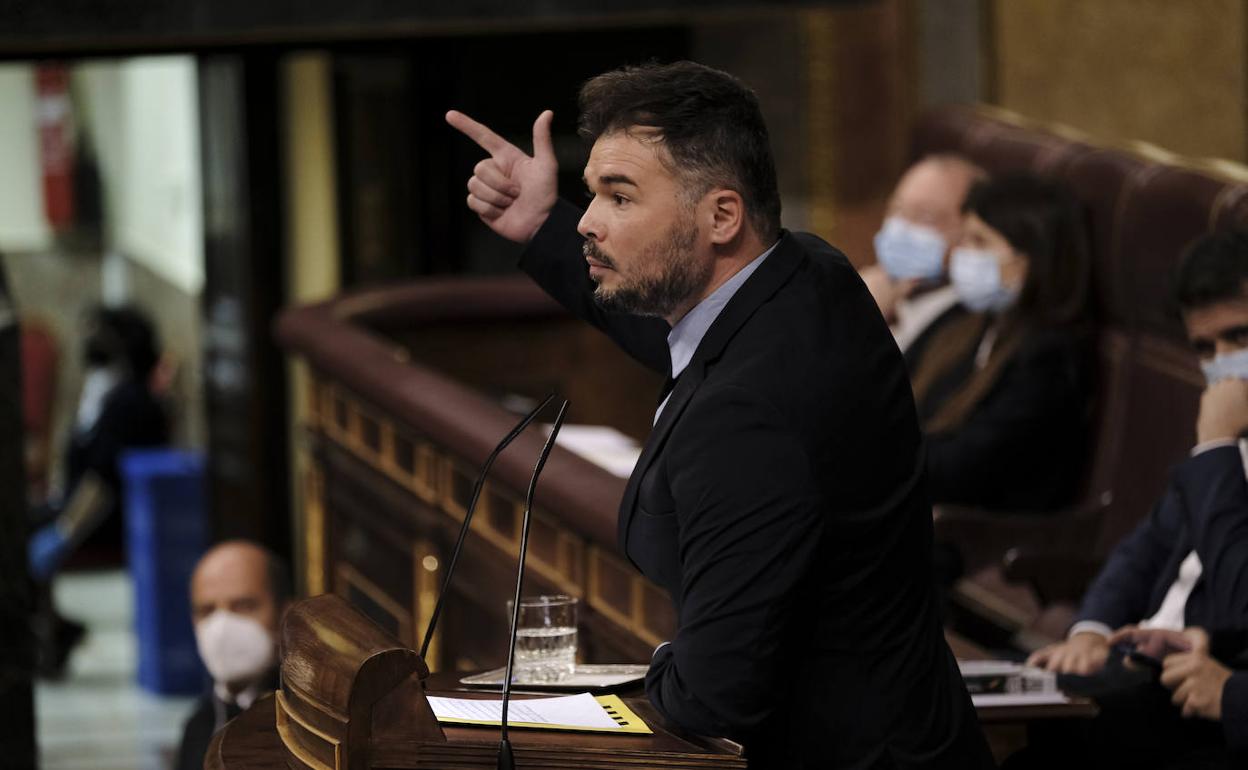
[585,218,708,318]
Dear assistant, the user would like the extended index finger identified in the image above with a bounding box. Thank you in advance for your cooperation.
[446,110,514,157]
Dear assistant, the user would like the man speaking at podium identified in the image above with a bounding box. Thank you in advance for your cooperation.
[448,61,991,769]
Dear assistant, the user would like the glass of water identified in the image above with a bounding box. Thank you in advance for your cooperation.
[507,594,578,683]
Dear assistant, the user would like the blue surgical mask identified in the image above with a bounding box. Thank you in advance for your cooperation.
[873,216,947,281]
[950,247,1021,313]
[1201,347,1248,385]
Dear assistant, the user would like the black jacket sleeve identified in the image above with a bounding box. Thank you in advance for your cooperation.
[1179,444,1248,628]
[1223,673,1248,752]
[645,384,823,739]
[518,199,671,374]
[1075,485,1185,629]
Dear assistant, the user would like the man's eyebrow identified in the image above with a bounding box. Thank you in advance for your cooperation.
[596,173,638,187]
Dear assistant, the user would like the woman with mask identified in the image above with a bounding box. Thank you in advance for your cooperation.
[909,173,1093,512]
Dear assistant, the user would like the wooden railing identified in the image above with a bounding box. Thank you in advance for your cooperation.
[276,275,669,671]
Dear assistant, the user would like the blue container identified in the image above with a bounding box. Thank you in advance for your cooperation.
[121,448,209,696]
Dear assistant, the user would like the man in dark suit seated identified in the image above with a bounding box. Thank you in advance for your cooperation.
[1018,229,1248,767]
[176,541,289,770]
[447,60,992,768]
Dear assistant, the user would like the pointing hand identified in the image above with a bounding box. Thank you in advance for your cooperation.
[446,109,558,243]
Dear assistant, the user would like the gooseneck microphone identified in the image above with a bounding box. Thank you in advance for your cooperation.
[498,398,570,770]
[418,393,557,661]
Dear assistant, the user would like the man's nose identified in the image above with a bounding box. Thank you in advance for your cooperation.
[578,202,602,241]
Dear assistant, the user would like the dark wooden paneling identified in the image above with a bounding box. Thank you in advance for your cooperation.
[1,1,844,57]
[199,54,291,555]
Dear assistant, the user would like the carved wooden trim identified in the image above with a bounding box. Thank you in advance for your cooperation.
[301,379,676,663]
[304,463,327,597]
[276,689,342,770]
[335,563,413,647]
[412,537,441,668]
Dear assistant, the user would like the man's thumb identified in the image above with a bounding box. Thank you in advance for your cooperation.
[532,110,555,162]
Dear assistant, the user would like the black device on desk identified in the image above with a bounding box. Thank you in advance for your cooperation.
[1114,643,1164,674]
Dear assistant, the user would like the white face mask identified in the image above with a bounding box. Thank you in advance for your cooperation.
[950,246,1021,313]
[1201,347,1248,385]
[194,610,276,687]
[873,216,947,281]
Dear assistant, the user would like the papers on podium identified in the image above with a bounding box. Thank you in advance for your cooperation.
[958,660,1071,708]
[428,692,653,735]
[544,424,642,479]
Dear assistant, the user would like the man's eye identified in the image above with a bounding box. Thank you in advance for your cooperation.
[614,194,630,206]
[1192,340,1217,358]
[1225,326,1248,347]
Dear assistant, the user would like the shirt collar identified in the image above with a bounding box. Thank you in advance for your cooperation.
[666,242,778,378]
[214,679,267,711]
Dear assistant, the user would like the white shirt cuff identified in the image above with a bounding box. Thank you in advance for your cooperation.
[1068,620,1113,640]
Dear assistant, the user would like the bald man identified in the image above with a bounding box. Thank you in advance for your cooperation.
[861,154,986,361]
[175,540,290,770]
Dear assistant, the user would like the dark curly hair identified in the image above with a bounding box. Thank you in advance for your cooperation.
[85,305,160,380]
[578,60,781,241]
[1173,229,1248,312]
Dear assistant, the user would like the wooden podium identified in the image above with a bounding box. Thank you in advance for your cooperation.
[206,594,746,769]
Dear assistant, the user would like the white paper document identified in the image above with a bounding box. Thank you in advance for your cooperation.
[545,424,642,479]
[427,692,622,731]
[971,692,1071,708]
[958,660,1025,677]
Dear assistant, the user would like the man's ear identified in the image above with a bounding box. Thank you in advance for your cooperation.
[705,189,745,246]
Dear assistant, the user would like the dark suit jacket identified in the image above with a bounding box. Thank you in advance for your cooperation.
[918,325,1091,512]
[901,296,966,374]
[176,669,278,770]
[521,201,991,769]
[1077,444,1248,631]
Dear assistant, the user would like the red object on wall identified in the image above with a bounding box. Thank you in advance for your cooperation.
[35,63,75,231]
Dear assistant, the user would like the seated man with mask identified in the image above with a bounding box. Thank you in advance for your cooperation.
[176,540,290,770]
[1020,229,1248,767]
[861,154,987,363]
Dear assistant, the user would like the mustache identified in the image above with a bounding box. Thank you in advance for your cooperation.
[582,240,616,269]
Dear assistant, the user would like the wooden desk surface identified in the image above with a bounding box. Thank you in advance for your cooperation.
[944,629,1099,722]
[210,650,1098,770]
[208,684,746,769]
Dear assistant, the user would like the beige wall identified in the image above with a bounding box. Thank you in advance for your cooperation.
[78,57,204,294]
[989,0,1248,161]
[0,56,206,493]
[282,51,341,596]
[0,65,52,252]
